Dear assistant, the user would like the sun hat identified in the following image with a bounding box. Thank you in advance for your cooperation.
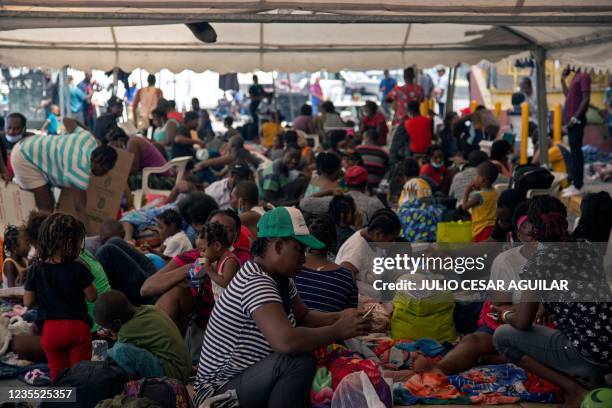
[257,207,324,249]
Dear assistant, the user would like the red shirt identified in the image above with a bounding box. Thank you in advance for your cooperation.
[361,112,389,145]
[404,116,433,154]
[167,111,184,124]
[419,163,446,186]
[387,83,424,125]
[563,72,591,124]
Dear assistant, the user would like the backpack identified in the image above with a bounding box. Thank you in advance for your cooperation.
[123,377,193,408]
[41,360,129,408]
[511,164,554,199]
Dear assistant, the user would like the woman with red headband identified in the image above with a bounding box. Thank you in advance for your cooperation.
[492,195,612,407]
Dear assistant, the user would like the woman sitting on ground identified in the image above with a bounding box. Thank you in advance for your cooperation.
[414,201,536,375]
[492,196,612,406]
[193,207,371,407]
[294,214,358,313]
[335,209,401,298]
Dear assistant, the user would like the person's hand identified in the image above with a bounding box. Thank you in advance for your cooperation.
[535,305,552,326]
[467,180,478,193]
[490,304,515,323]
[561,66,571,79]
[1,169,11,185]
[334,308,372,339]
[175,180,192,194]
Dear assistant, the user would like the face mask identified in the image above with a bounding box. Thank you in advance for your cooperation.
[5,134,23,143]
[431,161,443,169]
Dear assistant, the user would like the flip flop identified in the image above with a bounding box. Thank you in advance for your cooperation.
[21,368,51,386]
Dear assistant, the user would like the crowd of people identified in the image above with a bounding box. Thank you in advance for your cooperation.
[0,64,610,407]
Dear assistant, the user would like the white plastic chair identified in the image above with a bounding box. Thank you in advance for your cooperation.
[526,171,568,199]
[133,156,191,209]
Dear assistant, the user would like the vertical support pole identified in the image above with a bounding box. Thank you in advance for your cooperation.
[112,67,119,96]
[58,68,66,118]
[470,99,478,112]
[534,46,549,165]
[520,101,529,165]
[447,65,458,113]
[553,103,562,144]
[494,101,502,119]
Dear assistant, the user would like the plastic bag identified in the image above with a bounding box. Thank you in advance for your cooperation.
[436,220,472,243]
[331,371,388,408]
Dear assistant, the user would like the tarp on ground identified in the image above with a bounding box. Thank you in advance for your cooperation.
[1,1,611,72]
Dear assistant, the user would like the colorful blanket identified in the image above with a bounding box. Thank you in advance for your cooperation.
[312,338,561,406]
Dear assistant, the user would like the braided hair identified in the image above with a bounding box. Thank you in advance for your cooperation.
[3,225,20,256]
[37,212,86,262]
[24,211,51,250]
[208,209,242,242]
[200,222,231,248]
[527,195,569,242]
[329,195,356,226]
[305,214,336,253]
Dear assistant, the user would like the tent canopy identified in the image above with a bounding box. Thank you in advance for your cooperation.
[1,1,611,72]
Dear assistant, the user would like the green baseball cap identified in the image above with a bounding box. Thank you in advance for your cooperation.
[257,207,325,249]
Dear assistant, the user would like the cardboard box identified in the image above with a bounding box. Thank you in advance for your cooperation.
[0,182,37,228]
[58,148,133,234]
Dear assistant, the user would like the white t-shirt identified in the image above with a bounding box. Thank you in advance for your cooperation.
[163,231,193,258]
[335,230,384,298]
[490,245,528,304]
[204,178,231,210]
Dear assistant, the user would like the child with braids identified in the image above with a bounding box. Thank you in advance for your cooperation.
[2,225,29,288]
[328,195,358,253]
[24,212,97,381]
[192,222,240,301]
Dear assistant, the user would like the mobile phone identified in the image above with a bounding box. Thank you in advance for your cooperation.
[362,304,376,319]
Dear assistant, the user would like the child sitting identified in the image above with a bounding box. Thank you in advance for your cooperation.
[2,225,29,288]
[152,209,193,259]
[461,161,500,242]
[195,222,240,301]
[24,213,97,381]
[94,290,191,382]
[419,144,446,187]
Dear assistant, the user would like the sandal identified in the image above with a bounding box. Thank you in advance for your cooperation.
[21,368,51,386]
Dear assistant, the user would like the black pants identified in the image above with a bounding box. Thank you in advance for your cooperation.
[249,100,261,128]
[567,120,586,189]
[96,238,156,306]
[217,352,316,408]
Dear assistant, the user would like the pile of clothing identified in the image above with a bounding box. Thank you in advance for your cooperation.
[311,337,561,406]
[393,364,561,405]
[345,334,450,370]
[310,344,392,407]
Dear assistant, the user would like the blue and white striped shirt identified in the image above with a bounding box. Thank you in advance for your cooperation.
[294,266,358,313]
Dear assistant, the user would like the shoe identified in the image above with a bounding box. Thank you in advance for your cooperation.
[561,185,581,197]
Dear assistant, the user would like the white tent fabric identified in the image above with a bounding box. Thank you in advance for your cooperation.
[1,1,611,72]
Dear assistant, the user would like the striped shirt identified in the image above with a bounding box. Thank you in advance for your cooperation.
[193,261,297,406]
[19,128,97,190]
[355,145,389,188]
[294,266,358,312]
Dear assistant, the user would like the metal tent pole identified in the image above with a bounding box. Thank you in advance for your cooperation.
[534,46,549,165]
